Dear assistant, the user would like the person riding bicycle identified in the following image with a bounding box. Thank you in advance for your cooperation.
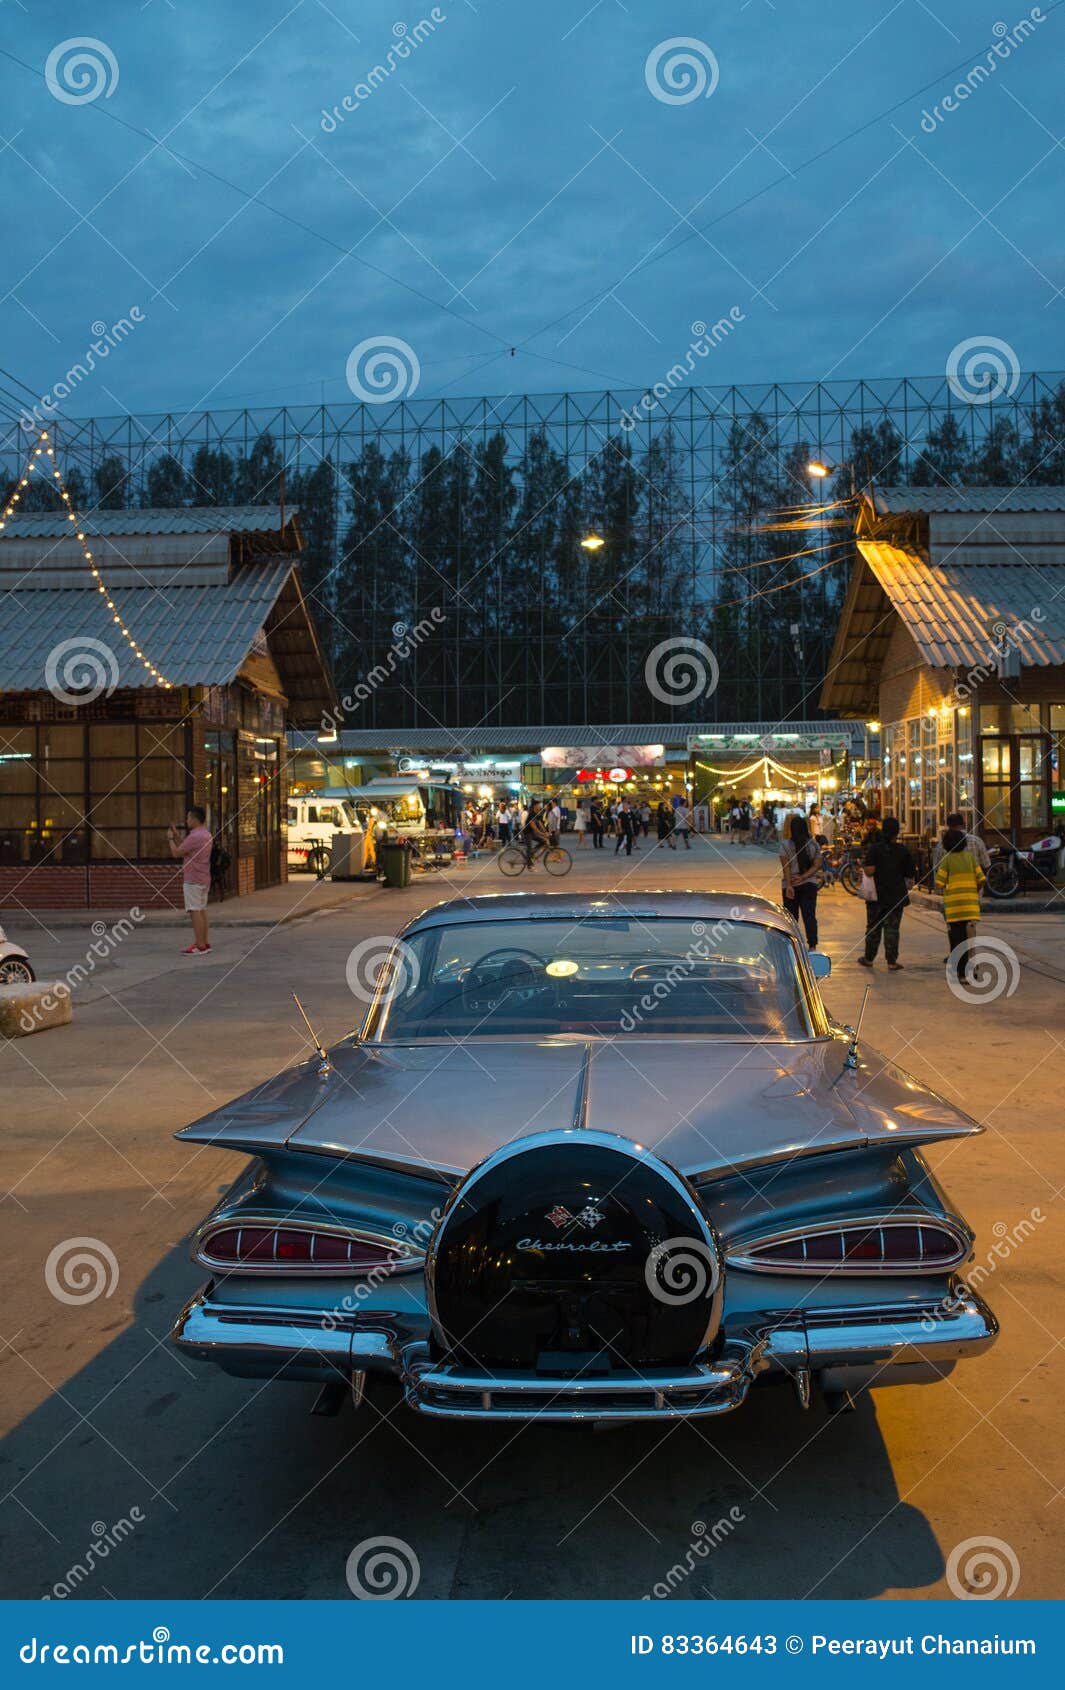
[522,800,552,867]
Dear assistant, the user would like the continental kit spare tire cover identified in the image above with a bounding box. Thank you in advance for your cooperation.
[428,1130,723,1371]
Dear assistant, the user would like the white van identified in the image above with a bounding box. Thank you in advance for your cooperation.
[286,794,359,876]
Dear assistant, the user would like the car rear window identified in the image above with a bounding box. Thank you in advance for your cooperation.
[368,916,818,1040]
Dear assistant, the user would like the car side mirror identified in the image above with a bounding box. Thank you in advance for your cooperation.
[809,952,832,979]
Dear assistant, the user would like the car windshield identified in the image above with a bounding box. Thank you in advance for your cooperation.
[367,916,819,1041]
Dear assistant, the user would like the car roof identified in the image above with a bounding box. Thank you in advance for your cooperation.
[402,889,798,938]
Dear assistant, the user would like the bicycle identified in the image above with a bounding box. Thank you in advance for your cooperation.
[498,839,572,877]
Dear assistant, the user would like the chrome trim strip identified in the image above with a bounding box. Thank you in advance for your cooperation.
[571,1043,593,1132]
[171,1288,997,1405]
[404,1350,752,1422]
[724,1211,972,1276]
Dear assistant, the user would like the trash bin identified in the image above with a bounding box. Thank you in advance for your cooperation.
[330,830,370,880]
[382,841,412,888]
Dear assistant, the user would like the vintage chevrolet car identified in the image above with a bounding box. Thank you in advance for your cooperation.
[171,890,997,1422]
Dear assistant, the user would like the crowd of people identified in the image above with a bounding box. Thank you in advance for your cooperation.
[461,795,695,854]
[773,800,990,984]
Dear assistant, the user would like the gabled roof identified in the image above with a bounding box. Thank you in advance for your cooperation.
[0,506,299,539]
[821,486,1065,713]
[0,506,333,722]
[292,720,862,754]
[873,485,1065,515]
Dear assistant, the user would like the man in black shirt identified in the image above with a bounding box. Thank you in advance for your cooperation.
[858,815,916,971]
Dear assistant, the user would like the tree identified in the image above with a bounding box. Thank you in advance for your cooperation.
[334,443,413,723]
[235,432,284,504]
[290,456,339,656]
[1018,385,1065,483]
[145,452,191,507]
[909,413,971,487]
[188,444,236,505]
[93,452,130,509]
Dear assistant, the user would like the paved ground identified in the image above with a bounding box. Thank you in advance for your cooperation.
[2,837,1062,1601]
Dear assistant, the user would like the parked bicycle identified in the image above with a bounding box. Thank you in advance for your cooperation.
[498,840,572,877]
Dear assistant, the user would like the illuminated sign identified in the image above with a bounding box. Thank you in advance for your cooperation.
[542,743,664,769]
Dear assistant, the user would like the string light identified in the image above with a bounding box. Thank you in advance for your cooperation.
[1,428,174,689]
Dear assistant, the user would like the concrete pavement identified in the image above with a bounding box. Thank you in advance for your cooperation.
[1,834,1062,1600]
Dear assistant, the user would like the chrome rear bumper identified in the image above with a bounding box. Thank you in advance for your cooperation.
[172,1285,996,1418]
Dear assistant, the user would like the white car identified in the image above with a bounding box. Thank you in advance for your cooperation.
[286,795,358,877]
[0,921,34,984]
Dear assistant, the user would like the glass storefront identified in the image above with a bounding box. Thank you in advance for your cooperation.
[884,700,1064,839]
[0,721,191,866]
[883,706,972,836]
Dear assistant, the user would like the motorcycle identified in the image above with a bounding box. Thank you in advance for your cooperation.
[0,921,35,985]
[985,834,1062,900]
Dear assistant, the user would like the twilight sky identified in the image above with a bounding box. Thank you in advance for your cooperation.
[1,0,1063,425]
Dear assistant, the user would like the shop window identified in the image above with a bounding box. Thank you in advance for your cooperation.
[0,722,190,866]
[1008,702,1045,734]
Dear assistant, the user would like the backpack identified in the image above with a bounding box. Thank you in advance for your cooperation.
[210,838,231,897]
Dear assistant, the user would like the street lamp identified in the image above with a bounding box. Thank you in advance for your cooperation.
[580,532,605,550]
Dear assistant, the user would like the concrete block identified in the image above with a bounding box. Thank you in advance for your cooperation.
[0,982,73,1038]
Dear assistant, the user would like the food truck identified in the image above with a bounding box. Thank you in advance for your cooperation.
[354,777,465,861]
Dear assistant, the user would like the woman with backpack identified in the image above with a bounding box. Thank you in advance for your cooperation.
[935,827,986,982]
[780,813,822,950]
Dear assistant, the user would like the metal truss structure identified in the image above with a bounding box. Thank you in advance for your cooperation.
[4,371,1062,728]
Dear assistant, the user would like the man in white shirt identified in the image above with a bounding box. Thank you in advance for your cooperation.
[931,811,990,870]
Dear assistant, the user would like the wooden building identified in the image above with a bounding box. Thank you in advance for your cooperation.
[822,487,1065,846]
[0,506,334,910]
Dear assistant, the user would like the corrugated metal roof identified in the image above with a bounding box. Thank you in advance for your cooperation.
[0,561,294,690]
[291,720,863,754]
[0,505,296,539]
[874,485,1065,514]
[858,540,1065,667]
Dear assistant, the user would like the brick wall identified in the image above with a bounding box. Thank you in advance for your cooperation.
[0,863,184,911]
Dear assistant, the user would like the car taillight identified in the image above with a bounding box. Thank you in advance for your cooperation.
[200,1224,413,1274]
[728,1217,967,1274]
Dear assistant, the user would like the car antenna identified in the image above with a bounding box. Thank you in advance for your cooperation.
[292,991,332,1077]
[840,984,871,1074]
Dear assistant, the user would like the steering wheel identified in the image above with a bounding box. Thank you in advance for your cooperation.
[462,947,548,1013]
